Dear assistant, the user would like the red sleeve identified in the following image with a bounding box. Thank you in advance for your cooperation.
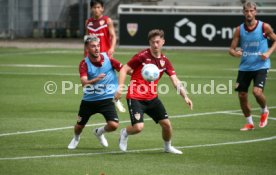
[79,60,88,78]
[109,57,123,72]
[127,54,142,69]
[165,59,176,76]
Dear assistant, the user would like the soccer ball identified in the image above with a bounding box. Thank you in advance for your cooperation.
[141,64,160,82]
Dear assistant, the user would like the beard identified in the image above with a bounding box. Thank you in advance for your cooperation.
[246,18,252,23]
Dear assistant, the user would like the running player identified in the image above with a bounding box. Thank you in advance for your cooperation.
[68,35,123,149]
[114,29,193,154]
[229,1,276,131]
[85,0,116,56]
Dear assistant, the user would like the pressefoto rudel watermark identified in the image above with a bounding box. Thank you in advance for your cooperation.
[43,80,233,95]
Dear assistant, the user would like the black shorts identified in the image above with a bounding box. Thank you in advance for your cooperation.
[235,69,268,92]
[77,98,119,126]
[127,97,168,125]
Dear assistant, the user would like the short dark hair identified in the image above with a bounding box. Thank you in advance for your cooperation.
[148,29,164,41]
[90,0,104,8]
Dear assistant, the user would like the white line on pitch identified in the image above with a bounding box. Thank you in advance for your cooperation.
[0,64,76,68]
[1,72,275,80]
[0,135,275,161]
[0,71,79,76]
[1,106,275,137]
[0,50,135,57]
[226,112,276,120]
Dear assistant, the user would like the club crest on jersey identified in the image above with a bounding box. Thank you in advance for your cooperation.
[87,22,93,27]
[160,60,165,67]
[127,23,138,37]
[99,20,105,26]
[134,112,141,120]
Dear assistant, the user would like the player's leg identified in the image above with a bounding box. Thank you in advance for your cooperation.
[238,92,252,119]
[147,98,182,154]
[119,99,145,151]
[235,71,254,131]
[68,121,86,149]
[94,99,119,147]
[252,69,269,128]
[68,100,92,149]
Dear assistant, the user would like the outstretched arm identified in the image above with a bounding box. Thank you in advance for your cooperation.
[114,64,133,100]
[169,75,193,110]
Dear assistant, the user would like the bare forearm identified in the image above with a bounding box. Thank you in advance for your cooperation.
[81,77,100,86]
[229,48,242,57]
[118,66,128,91]
[267,41,276,56]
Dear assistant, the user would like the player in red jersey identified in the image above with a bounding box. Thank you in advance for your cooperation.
[115,29,193,154]
[85,0,116,56]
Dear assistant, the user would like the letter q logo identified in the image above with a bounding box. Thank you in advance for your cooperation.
[174,18,196,44]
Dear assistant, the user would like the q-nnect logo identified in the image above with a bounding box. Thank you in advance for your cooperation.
[174,18,235,44]
[174,18,196,44]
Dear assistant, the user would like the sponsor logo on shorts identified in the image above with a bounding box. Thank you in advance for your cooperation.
[77,116,82,122]
[134,112,141,120]
[259,81,264,87]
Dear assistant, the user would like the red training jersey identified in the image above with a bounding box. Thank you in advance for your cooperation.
[126,49,176,100]
[79,54,122,78]
[86,16,111,53]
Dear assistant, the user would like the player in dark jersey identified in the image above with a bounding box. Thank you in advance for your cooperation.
[68,35,123,149]
[229,1,276,131]
[85,0,116,56]
[114,29,193,154]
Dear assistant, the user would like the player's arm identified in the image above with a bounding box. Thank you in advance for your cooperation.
[229,26,242,57]
[85,19,89,35]
[80,75,105,87]
[261,23,276,60]
[107,17,117,56]
[79,60,105,86]
[109,57,123,72]
[169,75,193,110]
[114,64,133,100]
[110,57,133,75]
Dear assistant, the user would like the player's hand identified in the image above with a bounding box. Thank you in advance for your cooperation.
[114,91,122,101]
[108,49,114,57]
[260,52,269,60]
[235,49,243,57]
[96,73,106,81]
[184,97,193,110]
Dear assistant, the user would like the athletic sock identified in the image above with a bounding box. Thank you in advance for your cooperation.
[96,126,106,135]
[122,128,128,137]
[246,116,254,125]
[261,106,269,113]
[164,140,172,149]
[74,134,80,141]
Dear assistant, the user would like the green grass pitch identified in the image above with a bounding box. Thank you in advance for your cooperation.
[0,47,275,175]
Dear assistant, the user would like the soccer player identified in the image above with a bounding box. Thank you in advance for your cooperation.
[68,35,123,149]
[229,1,276,131]
[114,29,193,154]
[85,0,116,56]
